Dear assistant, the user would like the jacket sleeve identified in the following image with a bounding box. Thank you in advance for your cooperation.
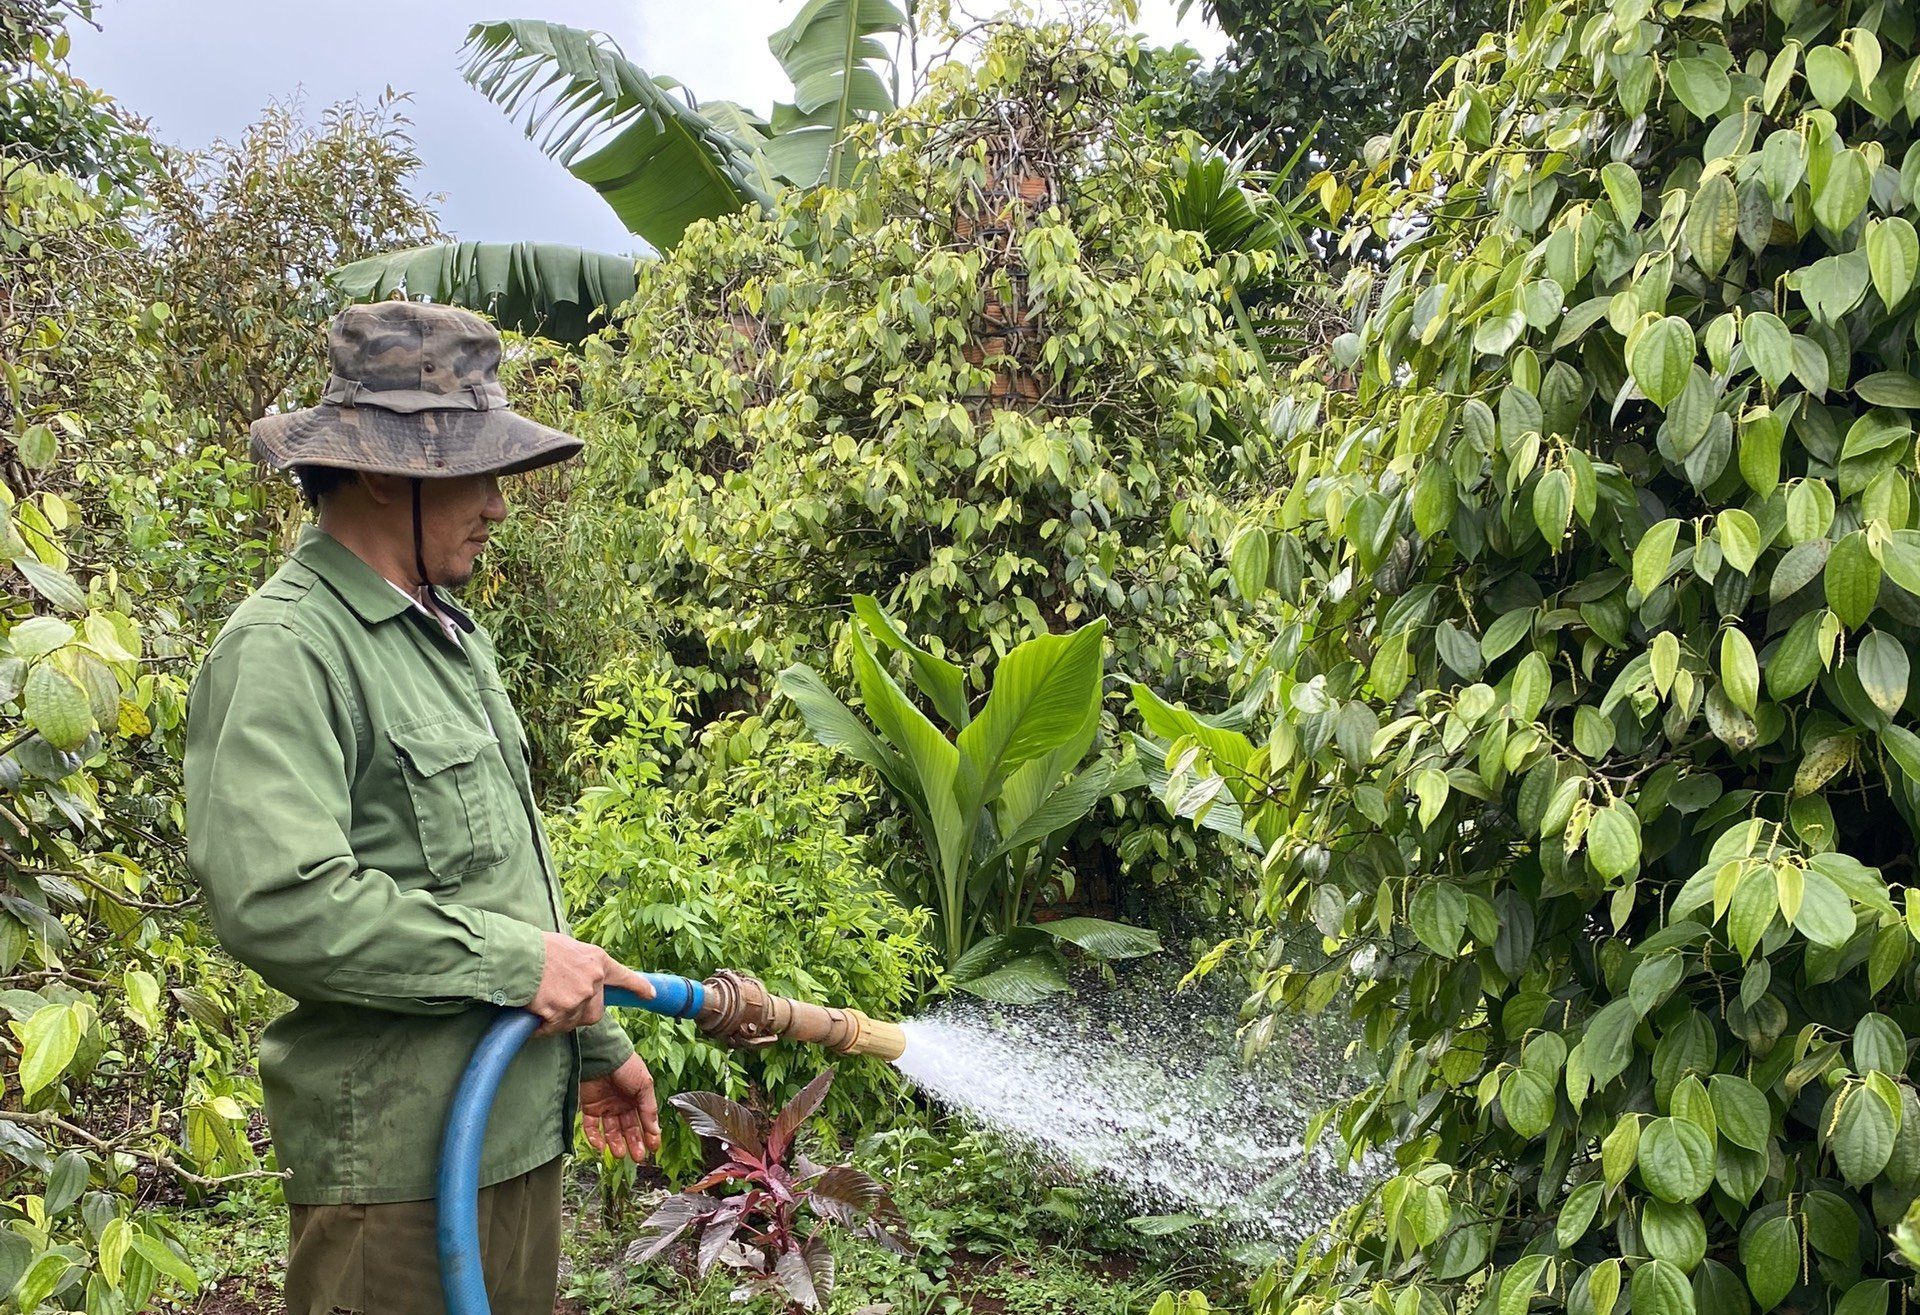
[185,621,548,1014]
[578,1014,637,1080]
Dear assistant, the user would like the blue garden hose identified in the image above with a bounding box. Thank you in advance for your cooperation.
[437,974,706,1315]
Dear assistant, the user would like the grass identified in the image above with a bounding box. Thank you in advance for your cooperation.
[559,1117,1225,1315]
[150,1181,288,1314]
[147,1113,1240,1314]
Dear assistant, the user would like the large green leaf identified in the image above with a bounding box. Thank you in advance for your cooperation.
[1038,915,1161,960]
[15,1001,79,1100]
[1130,683,1257,779]
[12,1254,75,1313]
[848,626,966,887]
[23,661,91,752]
[1640,1116,1716,1201]
[763,0,906,188]
[774,664,916,810]
[948,934,1069,1003]
[983,761,1137,867]
[1631,316,1695,406]
[956,619,1107,803]
[1746,1215,1799,1309]
[1831,1081,1898,1185]
[993,650,1104,846]
[461,21,774,252]
[852,594,969,728]
[329,241,638,343]
[1631,1259,1697,1315]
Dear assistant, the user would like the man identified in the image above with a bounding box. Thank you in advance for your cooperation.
[186,300,660,1315]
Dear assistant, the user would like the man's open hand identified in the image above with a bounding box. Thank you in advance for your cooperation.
[528,933,654,1037]
[581,1054,661,1162]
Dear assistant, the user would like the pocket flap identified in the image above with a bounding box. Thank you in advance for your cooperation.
[387,719,494,776]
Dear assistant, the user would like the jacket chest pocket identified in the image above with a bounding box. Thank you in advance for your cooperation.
[386,716,510,882]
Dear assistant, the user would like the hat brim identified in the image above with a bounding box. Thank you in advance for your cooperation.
[250,403,584,479]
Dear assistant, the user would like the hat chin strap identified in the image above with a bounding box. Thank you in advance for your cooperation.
[412,478,430,590]
[411,478,453,631]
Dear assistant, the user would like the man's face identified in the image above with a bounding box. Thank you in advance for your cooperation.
[418,473,507,587]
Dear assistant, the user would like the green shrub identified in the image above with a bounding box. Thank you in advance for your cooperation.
[468,25,1281,913]
[566,24,1273,697]
[552,671,937,1178]
[1142,0,1920,1311]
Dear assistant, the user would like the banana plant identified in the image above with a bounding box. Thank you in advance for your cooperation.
[777,599,1157,1003]
[330,4,909,342]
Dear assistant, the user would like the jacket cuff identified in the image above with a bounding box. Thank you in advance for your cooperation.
[578,1013,636,1080]
[477,912,546,1007]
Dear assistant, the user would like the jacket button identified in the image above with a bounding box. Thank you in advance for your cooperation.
[491,990,506,1005]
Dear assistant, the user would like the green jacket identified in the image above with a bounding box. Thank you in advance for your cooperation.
[184,527,633,1204]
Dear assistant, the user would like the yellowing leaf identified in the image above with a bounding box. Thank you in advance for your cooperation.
[14,1002,80,1101]
[1720,627,1760,714]
[1807,44,1856,108]
[1718,508,1761,574]
[1814,149,1873,231]
[1870,217,1920,307]
[1635,519,1683,597]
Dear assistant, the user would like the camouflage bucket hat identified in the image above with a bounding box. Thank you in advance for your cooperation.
[249,301,584,479]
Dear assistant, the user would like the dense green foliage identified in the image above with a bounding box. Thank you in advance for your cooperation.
[1143,2,1920,1315]
[0,2,150,191]
[0,13,447,1307]
[472,27,1288,913]
[555,670,933,1178]
[1146,0,1506,181]
[563,28,1273,695]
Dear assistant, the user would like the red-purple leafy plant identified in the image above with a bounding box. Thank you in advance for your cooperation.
[626,1068,912,1310]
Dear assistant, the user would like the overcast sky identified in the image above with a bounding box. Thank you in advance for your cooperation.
[66,2,1228,256]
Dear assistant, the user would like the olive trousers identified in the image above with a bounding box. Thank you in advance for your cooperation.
[283,1157,563,1315]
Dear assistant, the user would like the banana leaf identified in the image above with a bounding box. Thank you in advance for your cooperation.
[462,20,776,252]
[763,0,906,187]
[328,241,638,344]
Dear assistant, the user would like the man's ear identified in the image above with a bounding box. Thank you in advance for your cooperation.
[359,472,409,507]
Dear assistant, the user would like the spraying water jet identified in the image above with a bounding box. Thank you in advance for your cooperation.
[885,960,1377,1247]
[438,970,907,1314]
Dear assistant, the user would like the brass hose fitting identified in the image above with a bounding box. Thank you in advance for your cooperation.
[694,969,906,1061]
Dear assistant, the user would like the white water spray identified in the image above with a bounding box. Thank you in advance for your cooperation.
[889,962,1379,1245]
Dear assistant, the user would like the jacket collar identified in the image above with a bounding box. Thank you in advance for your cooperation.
[292,527,475,633]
